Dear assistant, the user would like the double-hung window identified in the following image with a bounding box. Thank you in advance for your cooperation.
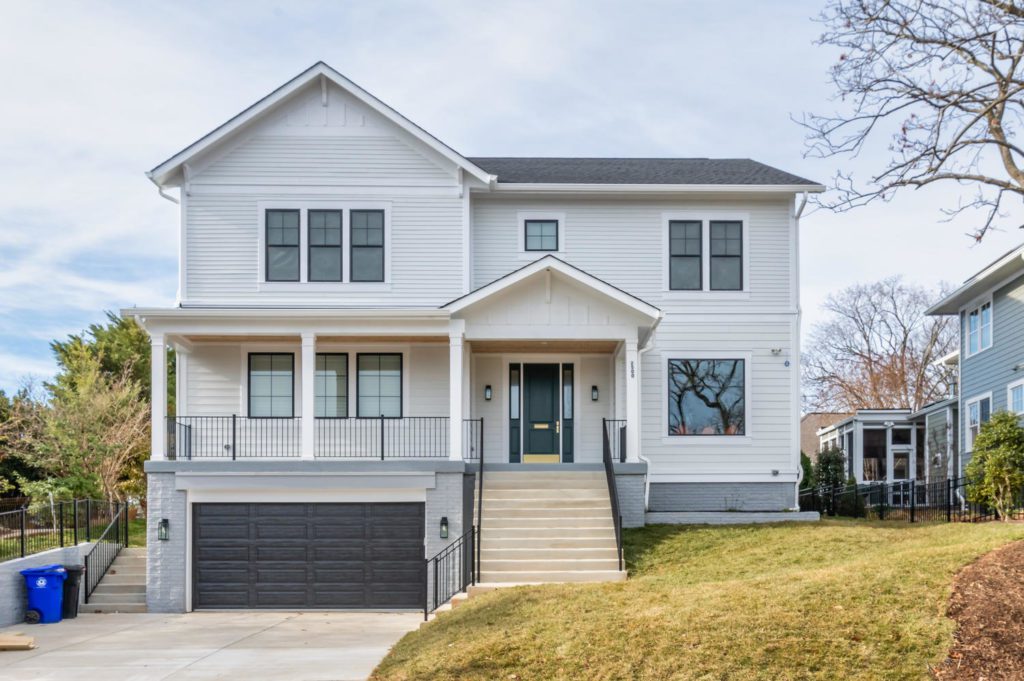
[248,353,294,417]
[669,221,702,290]
[667,358,746,436]
[966,300,992,355]
[315,353,348,417]
[308,210,343,282]
[1008,379,1024,416]
[965,393,992,451]
[357,353,402,417]
[709,221,743,290]
[265,210,300,282]
[351,209,385,282]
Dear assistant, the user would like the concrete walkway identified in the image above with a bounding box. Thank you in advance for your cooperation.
[0,611,421,680]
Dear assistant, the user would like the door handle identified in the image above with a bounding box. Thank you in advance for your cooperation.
[556,420,560,434]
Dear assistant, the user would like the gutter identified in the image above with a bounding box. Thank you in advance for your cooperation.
[147,173,179,205]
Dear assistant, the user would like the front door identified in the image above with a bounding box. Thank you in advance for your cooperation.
[523,363,560,462]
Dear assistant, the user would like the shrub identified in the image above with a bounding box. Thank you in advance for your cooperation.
[814,445,846,490]
[800,451,814,489]
[965,411,1024,521]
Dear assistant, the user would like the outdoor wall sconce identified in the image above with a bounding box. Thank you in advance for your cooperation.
[484,385,493,401]
[440,516,449,539]
[157,518,170,541]
[591,385,599,401]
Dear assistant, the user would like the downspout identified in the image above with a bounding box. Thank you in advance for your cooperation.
[147,174,179,205]
[636,311,664,511]
[791,192,807,508]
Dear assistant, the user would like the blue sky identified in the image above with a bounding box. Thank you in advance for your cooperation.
[1,0,1021,392]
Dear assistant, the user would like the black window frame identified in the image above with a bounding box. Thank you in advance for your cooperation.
[264,209,301,283]
[350,209,386,283]
[356,352,403,418]
[247,352,295,418]
[314,352,349,418]
[709,220,743,291]
[668,220,703,291]
[666,357,746,436]
[307,209,344,282]
[524,219,559,252]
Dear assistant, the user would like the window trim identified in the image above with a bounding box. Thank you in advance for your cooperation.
[661,350,753,443]
[1008,378,1024,416]
[963,295,993,358]
[516,211,566,257]
[668,220,702,291]
[964,391,993,452]
[314,352,349,418]
[264,209,301,283]
[246,352,295,419]
[307,209,344,283]
[349,209,387,283]
[661,212,750,297]
[709,219,744,291]
[356,352,404,418]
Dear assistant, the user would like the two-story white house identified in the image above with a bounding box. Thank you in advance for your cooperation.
[129,63,822,614]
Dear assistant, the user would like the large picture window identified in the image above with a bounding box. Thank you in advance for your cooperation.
[350,209,385,282]
[265,210,300,282]
[667,358,745,436]
[357,353,401,417]
[315,353,348,418]
[308,210,343,282]
[248,353,294,417]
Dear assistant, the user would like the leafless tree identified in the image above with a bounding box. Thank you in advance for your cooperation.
[801,0,1024,239]
[668,360,745,435]
[803,277,957,411]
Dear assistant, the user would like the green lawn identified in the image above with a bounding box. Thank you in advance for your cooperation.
[127,517,146,547]
[372,521,1024,681]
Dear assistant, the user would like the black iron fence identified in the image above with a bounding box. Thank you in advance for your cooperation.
[799,476,1020,523]
[602,419,625,571]
[0,499,124,563]
[169,415,484,460]
[604,419,627,464]
[83,503,129,602]
[425,526,476,620]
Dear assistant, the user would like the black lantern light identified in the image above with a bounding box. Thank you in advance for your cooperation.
[484,385,493,401]
[157,518,170,541]
[591,385,599,401]
[440,516,449,539]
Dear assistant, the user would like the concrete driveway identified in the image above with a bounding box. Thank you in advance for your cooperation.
[0,611,421,681]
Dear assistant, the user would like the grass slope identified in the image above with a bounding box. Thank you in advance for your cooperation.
[372,521,1024,680]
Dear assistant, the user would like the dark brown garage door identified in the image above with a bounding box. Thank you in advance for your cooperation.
[192,503,425,610]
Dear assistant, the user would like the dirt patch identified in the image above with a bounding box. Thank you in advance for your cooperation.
[933,538,1024,680]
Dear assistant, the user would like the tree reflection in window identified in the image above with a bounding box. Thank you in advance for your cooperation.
[668,359,745,436]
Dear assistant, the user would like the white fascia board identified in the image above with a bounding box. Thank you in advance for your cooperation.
[443,255,661,320]
[148,62,495,187]
[926,249,1024,315]
[482,183,827,194]
[121,306,450,320]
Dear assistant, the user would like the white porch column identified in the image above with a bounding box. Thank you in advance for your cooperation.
[301,332,316,460]
[150,333,167,461]
[449,321,465,460]
[624,338,641,463]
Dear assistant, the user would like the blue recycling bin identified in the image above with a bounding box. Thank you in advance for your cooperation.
[20,565,67,624]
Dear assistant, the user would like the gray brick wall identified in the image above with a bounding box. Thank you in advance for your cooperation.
[424,472,469,559]
[649,482,796,512]
[147,471,187,613]
[615,473,646,528]
[0,545,86,626]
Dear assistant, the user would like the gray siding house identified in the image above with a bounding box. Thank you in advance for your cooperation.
[928,244,1024,470]
[129,62,822,614]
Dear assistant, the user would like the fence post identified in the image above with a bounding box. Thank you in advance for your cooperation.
[73,500,79,545]
[232,414,237,461]
[86,499,92,542]
[878,483,885,521]
[380,415,385,461]
[946,477,952,522]
[59,502,65,547]
[910,481,916,523]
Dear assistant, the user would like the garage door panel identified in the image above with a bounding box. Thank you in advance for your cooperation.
[193,502,424,610]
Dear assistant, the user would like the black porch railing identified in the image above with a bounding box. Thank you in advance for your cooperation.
[168,416,300,459]
[601,419,625,572]
[0,499,118,563]
[315,416,450,458]
[424,526,476,620]
[83,502,129,603]
[604,419,627,464]
[798,476,1022,523]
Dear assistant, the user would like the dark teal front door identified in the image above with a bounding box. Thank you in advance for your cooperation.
[523,363,560,461]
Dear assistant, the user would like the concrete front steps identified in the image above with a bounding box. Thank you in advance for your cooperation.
[477,470,625,585]
[79,547,147,614]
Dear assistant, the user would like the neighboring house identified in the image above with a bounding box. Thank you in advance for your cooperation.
[800,412,850,460]
[927,243,1024,472]
[129,62,822,614]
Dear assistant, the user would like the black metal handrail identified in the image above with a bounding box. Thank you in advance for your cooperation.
[83,502,129,603]
[424,526,476,620]
[168,416,300,459]
[602,418,624,572]
[463,418,483,461]
[604,419,627,464]
[0,498,115,563]
[473,419,485,577]
[315,416,450,458]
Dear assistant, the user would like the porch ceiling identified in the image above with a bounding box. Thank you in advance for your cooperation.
[469,340,619,353]
[174,334,449,344]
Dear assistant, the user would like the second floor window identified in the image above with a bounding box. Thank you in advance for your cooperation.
[266,210,300,282]
[248,353,294,417]
[709,221,743,290]
[524,219,559,251]
[669,220,701,290]
[308,210,343,282]
[351,210,385,282]
[966,300,992,356]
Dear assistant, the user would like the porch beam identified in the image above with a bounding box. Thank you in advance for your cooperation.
[449,321,465,460]
[151,333,167,461]
[301,332,316,460]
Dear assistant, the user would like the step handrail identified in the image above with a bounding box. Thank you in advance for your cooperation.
[424,525,476,620]
[602,418,624,572]
[83,502,129,603]
[475,418,484,578]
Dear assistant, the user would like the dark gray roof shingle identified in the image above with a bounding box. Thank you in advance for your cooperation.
[467,157,820,186]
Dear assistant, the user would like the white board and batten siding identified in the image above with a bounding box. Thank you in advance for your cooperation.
[181,80,466,307]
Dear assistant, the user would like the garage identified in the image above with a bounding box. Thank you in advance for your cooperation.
[192,502,425,610]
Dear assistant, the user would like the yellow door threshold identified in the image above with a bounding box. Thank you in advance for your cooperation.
[522,454,561,463]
